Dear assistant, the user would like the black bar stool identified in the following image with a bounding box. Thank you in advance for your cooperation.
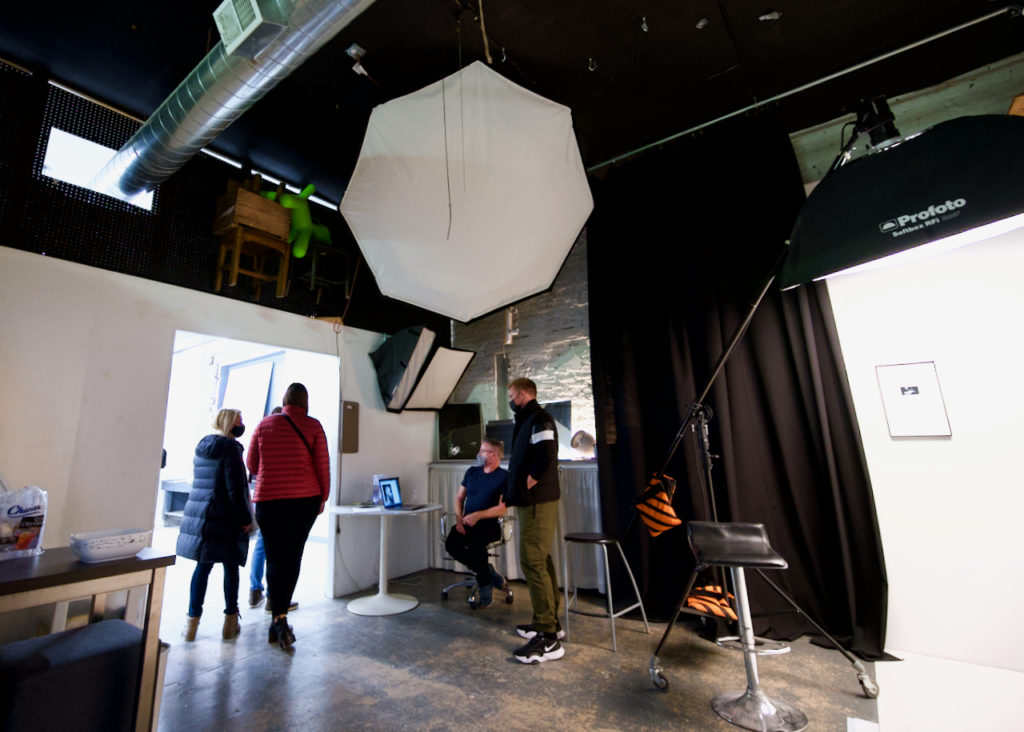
[562,532,649,652]
[680,522,807,732]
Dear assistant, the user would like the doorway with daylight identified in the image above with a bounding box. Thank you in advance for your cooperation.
[155,330,340,637]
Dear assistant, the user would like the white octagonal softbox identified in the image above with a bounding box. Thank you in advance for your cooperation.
[340,61,593,322]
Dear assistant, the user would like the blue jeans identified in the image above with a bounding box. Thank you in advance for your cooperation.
[188,561,240,617]
[249,531,266,592]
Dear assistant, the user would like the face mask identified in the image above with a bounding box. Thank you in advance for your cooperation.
[231,424,245,438]
[475,453,486,466]
[509,399,520,414]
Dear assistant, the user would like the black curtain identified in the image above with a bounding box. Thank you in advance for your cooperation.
[587,113,888,659]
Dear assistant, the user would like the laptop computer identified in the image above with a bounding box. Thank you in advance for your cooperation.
[378,476,425,511]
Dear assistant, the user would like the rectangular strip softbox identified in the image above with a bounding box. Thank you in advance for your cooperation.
[369,325,437,412]
[404,347,475,410]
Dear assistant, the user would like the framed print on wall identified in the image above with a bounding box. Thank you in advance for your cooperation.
[875,361,952,437]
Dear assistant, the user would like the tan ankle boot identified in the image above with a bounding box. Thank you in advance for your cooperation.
[183,615,200,642]
[222,612,241,639]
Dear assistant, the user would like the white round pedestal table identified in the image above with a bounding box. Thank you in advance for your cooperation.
[330,503,442,616]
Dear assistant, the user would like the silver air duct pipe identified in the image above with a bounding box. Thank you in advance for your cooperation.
[93,0,376,202]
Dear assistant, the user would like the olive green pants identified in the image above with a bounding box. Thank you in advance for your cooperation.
[517,501,562,634]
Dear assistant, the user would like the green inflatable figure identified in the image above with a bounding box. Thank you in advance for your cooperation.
[262,183,332,258]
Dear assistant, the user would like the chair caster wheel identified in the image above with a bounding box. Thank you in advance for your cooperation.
[504,591,513,604]
[441,590,448,600]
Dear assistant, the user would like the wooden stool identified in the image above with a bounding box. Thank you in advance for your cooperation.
[214,225,290,299]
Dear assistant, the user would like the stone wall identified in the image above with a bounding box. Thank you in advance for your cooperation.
[450,230,595,450]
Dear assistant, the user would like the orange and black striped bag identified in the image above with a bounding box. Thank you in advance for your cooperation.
[684,584,738,620]
[635,474,682,537]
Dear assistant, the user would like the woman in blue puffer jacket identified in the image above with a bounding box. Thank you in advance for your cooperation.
[176,408,253,641]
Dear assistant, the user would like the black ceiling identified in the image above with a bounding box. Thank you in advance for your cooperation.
[1,1,1022,204]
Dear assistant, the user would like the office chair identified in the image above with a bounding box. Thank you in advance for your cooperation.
[440,514,514,608]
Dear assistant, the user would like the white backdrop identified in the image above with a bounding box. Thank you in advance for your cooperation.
[826,226,1024,672]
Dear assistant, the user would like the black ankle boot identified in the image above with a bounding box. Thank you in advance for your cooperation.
[272,615,294,649]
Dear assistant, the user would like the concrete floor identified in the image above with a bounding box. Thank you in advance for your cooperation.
[155,548,878,732]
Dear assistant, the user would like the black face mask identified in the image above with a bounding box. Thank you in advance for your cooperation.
[230,424,245,438]
[509,399,520,414]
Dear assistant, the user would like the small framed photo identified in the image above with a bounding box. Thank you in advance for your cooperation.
[875,361,951,437]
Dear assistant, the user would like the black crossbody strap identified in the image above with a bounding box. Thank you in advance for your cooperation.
[281,414,315,458]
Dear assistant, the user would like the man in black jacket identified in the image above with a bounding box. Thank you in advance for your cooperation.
[504,377,564,663]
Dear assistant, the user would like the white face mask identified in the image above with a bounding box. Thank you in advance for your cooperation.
[477,447,499,467]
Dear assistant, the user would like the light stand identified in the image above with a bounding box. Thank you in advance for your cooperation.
[652,244,787,495]
[648,246,787,642]
[644,244,880,701]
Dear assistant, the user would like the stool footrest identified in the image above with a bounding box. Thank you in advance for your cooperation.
[568,600,643,621]
[715,635,791,655]
[234,267,277,282]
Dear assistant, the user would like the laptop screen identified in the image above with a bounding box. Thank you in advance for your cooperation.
[378,477,402,508]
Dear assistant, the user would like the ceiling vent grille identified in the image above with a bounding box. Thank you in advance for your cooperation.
[213,0,284,58]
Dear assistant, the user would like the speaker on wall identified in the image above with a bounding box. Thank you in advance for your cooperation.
[341,401,359,453]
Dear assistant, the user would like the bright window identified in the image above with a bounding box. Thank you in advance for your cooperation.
[41,127,154,211]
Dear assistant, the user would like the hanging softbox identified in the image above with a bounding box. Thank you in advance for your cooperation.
[403,346,474,410]
[369,325,436,412]
[369,325,475,413]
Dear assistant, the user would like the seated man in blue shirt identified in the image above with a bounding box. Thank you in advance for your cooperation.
[444,437,509,608]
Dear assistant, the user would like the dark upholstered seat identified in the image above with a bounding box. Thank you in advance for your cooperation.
[0,619,142,732]
[687,521,789,569]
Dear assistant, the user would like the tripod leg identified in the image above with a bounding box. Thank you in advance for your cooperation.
[650,566,703,690]
[754,569,880,698]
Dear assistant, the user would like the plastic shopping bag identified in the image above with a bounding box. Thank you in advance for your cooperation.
[0,485,47,560]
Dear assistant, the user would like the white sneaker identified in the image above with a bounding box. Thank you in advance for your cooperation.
[514,632,565,664]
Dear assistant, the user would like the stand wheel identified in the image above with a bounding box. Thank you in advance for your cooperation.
[441,590,448,600]
[649,656,669,691]
[504,590,514,604]
[858,673,880,698]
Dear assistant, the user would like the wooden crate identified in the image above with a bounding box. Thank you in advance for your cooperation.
[213,188,291,240]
